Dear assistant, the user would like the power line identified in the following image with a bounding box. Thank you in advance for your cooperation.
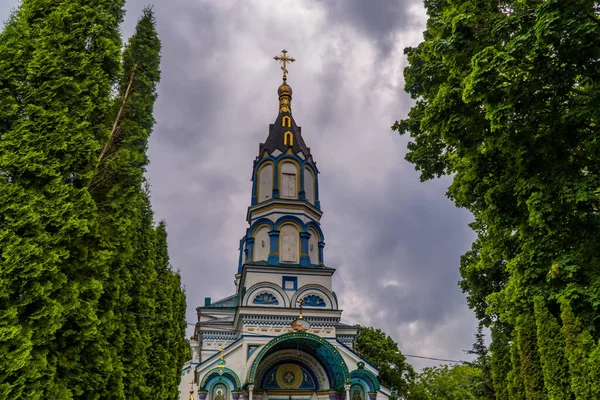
[403,354,465,364]
[122,311,469,364]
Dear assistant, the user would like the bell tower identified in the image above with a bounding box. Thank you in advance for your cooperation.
[238,49,325,278]
[182,50,391,400]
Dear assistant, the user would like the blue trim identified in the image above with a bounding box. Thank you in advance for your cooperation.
[250,210,320,224]
[247,344,262,360]
[268,230,280,265]
[244,282,289,307]
[292,284,336,309]
[238,237,245,273]
[242,269,335,276]
[349,369,381,391]
[274,215,307,232]
[282,276,298,291]
[305,221,325,242]
[248,218,275,238]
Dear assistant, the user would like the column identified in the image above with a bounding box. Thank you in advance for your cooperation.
[345,384,351,400]
[318,241,325,265]
[246,238,255,262]
[300,231,310,266]
[267,231,280,265]
[248,385,255,400]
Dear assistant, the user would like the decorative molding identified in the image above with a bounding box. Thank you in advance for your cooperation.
[253,292,279,305]
[301,294,326,307]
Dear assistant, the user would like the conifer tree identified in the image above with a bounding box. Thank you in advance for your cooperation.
[517,315,546,400]
[0,0,124,397]
[466,325,494,400]
[560,299,595,399]
[533,297,570,400]
[88,6,162,398]
[489,324,511,400]
[506,338,525,400]
[147,222,189,400]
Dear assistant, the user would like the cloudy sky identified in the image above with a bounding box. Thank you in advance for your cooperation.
[1,0,478,369]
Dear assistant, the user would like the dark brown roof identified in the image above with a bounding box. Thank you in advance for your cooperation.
[258,112,312,158]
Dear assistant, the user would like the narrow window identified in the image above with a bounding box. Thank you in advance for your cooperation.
[282,116,291,127]
[284,131,294,146]
[280,225,298,263]
[280,162,297,199]
[281,173,296,198]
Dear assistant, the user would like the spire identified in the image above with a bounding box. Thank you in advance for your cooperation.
[274,49,295,114]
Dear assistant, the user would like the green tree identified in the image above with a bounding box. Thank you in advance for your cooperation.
[0,0,124,397]
[507,337,525,400]
[88,7,163,398]
[488,323,511,400]
[466,325,495,399]
[407,364,481,400]
[533,297,570,400]
[517,315,546,400]
[560,298,600,399]
[394,0,600,397]
[147,222,189,400]
[355,326,414,396]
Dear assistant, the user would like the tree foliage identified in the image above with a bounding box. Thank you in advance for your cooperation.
[407,364,482,400]
[0,3,187,399]
[355,326,415,396]
[395,0,600,397]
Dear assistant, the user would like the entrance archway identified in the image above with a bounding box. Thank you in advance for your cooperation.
[248,332,350,392]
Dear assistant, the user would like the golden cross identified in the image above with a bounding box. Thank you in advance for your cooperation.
[274,49,295,81]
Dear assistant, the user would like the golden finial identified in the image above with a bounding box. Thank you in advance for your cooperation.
[219,348,224,360]
[274,49,295,82]
[298,298,304,320]
[274,49,295,114]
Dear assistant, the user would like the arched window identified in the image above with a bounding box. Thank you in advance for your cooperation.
[253,226,270,261]
[308,228,319,265]
[284,131,294,146]
[282,116,291,127]
[304,167,315,204]
[280,162,297,199]
[212,384,228,400]
[280,224,299,263]
[257,163,273,202]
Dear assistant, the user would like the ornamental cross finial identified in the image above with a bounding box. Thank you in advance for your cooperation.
[219,348,224,360]
[274,49,295,81]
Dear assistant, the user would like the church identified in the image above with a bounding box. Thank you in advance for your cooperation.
[179,51,396,400]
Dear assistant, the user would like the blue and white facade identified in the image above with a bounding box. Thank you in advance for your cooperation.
[180,75,395,400]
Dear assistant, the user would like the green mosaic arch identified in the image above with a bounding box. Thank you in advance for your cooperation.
[200,367,242,391]
[247,332,350,391]
[349,368,380,391]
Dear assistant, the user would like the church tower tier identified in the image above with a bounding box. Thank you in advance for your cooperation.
[180,50,395,400]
